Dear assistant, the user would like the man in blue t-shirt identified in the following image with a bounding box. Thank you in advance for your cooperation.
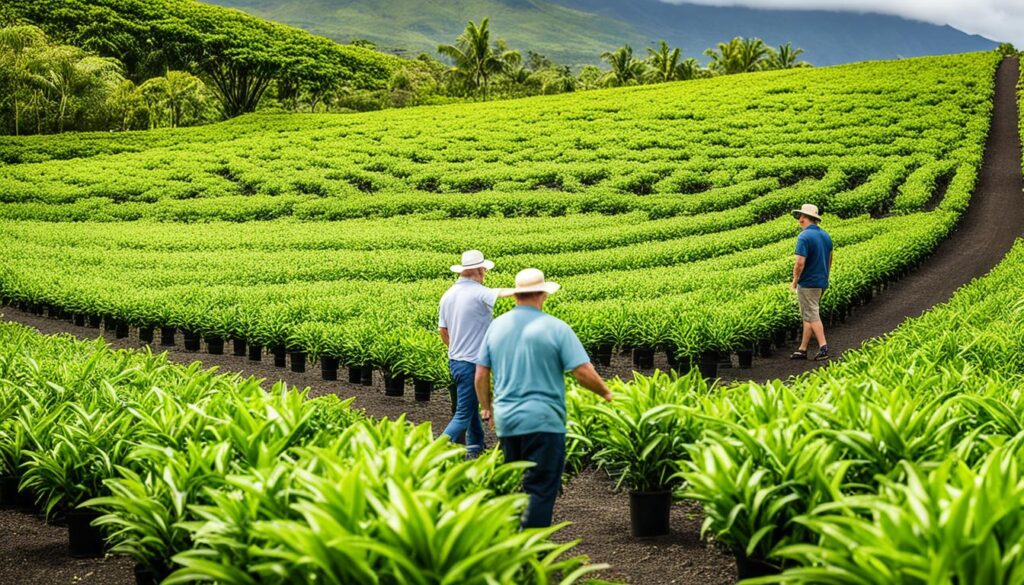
[790,204,834,361]
[475,268,612,529]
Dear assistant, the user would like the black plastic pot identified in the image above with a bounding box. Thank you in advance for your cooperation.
[248,343,263,362]
[757,340,772,358]
[290,351,306,373]
[271,347,287,368]
[45,305,57,319]
[360,365,374,387]
[182,331,201,352]
[73,314,86,327]
[134,563,170,585]
[383,372,405,397]
[206,337,224,355]
[633,348,655,370]
[773,329,787,348]
[734,552,781,580]
[594,343,613,367]
[698,350,719,380]
[139,327,155,344]
[674,354,693,373]
[414,379,433,402]
[631,348,642,367]
[321,356,339,381]
[68,509,105,558]
[0,475,18,509]
[348,366,362,384]
[160,327,176,346]
[87,315,102,328]
[115,321,129,339]
[718,353,733,369]
[16,485,38,512]
[737,349,754,369]
[103,316,117,332]
[232,338,247,356]
[629,490,672,538]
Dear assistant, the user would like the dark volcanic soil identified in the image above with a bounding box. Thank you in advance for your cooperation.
[1,57,1022,585]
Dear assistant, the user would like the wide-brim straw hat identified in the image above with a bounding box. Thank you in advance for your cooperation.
[513,268,560,294]
[791,203,822,221]
[451,249,496,273]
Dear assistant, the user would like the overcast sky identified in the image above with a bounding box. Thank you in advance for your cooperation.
[661,0,1024,46]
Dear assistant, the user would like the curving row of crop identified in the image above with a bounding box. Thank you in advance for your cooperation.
[565,238,1024,580]
[0,321,604,584]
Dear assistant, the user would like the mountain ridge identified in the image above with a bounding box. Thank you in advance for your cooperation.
[203,0,997,67]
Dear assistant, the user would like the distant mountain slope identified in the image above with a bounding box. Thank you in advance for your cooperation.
[204,0,997,67]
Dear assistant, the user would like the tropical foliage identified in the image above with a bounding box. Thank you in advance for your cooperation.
[0,52,998,382]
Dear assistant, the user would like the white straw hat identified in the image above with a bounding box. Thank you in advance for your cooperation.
[791,203,822,221]
[512,268,560,294]
[450,250,495,273]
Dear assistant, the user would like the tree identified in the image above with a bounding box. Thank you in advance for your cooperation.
[705,37,771,75]
[437,18,511,100]
[0,25,47,135]
[644,40,703,83]
[601,44,645,87]
[577,65,604,90]
[766,42,809,70]
[104,79,146,130]
[139,70,208,128]
[28,44,122,132]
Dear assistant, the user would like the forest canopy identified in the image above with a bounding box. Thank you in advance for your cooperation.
[1,0,400,117]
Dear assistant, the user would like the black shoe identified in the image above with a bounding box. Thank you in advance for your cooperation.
[790,349,808,360]
[814,346,830,361]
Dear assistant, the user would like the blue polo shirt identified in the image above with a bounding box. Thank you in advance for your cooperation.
[795,224,833,289]
[475,306,590,438]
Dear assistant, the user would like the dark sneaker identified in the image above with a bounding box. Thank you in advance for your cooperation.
[790,349,808,360]
[814,346,830,361]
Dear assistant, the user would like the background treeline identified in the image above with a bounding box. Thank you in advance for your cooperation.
[0,0,811,135]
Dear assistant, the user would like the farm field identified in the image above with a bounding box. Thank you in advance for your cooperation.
[0,52,1001,384]
[2,46,1024,584]
[2,151,1024,583]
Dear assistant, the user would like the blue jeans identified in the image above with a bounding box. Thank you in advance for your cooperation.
[441,360,485,455]
[500,432,566,529]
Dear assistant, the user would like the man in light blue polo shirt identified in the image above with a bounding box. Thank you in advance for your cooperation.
[439,250,514,457]
[475,268,612,529]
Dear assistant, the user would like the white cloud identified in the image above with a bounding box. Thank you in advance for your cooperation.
[660,0,1024,46]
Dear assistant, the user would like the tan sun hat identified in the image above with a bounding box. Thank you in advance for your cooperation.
[513,268,560,294]
[791,203,822,221]
[450,250,495,273]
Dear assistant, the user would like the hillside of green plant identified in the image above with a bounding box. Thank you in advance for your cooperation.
[0,52,999,386]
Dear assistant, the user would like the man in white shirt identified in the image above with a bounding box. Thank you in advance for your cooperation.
[438,250,514,456]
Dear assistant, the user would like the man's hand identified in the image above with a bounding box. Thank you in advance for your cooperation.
[572,362,613,401]
[790,281,798,293]
[480,408,493,426]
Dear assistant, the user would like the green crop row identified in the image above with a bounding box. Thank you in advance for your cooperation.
[0,322,604,584]
[0,201,969,383]
[0,53,997,223]
[564,238,1024,580]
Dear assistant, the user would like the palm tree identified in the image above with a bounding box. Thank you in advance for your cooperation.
[28,45,122,132]
[140,70,207,128]
[437,18,510,100]
[0,25,48,135]
[601,44,645,87]
[645,40,682,83]
[766,43,809,70]
[705,37,770,75]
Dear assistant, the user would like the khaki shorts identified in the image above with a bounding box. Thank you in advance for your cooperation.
[798,287,823,323]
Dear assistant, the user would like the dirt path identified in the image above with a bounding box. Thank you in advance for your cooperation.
[0,57,1020,585]
[721,56,1024,383]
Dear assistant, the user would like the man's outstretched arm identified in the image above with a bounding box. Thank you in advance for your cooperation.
[571,363,613,401]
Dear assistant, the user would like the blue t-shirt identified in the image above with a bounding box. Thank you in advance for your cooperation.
[475,306,590,438]
[795,224,833,289]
